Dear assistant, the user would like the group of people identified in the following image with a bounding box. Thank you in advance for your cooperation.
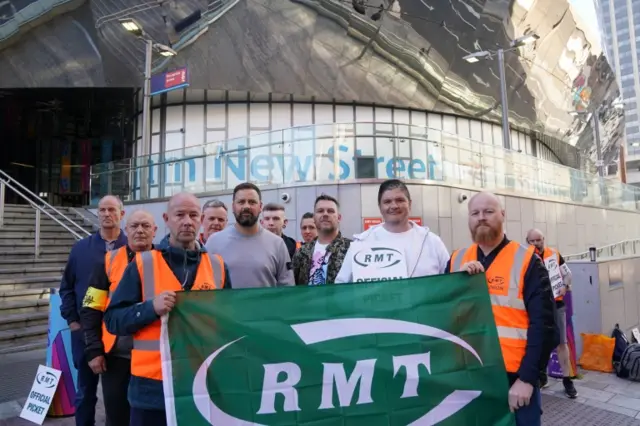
[58,178,575,426]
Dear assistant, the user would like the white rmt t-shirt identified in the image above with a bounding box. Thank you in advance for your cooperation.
[308,242,330,286]
[374,227,416,273]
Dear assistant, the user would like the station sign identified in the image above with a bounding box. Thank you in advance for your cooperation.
[150,67,189,96]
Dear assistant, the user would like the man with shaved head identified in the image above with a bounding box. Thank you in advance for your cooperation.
[526,228,576,397]
[447,192,556,426]
[59,195,128,426]
[81,210,157,426]
[105,192,232,426]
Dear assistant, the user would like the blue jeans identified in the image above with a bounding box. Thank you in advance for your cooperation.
[515,386,541,426]
[130,407,167,426]
[73,353,99,426]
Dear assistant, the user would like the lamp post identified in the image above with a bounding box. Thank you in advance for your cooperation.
[119,18,177,199]
[463,34,539,150]
[570,101,624,177]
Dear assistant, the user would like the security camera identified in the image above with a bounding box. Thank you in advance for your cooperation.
[458,194,468,203]
[281,193,291,203]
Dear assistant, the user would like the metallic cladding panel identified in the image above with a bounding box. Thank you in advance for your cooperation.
[0,0,624,170]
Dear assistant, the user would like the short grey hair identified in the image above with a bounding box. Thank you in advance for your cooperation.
[202,199,227,212]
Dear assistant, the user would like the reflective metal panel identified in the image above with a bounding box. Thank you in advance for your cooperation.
[0,0,623,171]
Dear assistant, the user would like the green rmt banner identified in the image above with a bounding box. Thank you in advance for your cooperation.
[160,274,516,426]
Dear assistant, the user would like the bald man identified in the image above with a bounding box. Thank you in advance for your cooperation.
[526,229,576,397]
[447,192,557,426]
[105,193,232,426]
[59,195,128,426]
[81,210,157,426]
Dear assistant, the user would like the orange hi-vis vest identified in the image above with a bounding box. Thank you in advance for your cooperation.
[102,247,130,353]
[131,250,225,381]
[450,241,534,374]
[296,241,302,250]
[540,247,564,302]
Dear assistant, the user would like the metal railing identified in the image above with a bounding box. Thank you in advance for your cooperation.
[0,170,91,257]
[565,239,640,261]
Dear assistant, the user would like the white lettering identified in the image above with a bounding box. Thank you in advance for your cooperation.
[392,352,431,398]
[319,359,377,409]
[257,362,302,414]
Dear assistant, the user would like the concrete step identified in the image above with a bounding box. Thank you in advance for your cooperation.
[0,240,76,249]
[0,256,68,269]
[0,266,64,279]
[0,288,51,301]
[3,224,93,233]
[0,339,47,355]
[0,230,82,239]
[0,234,77,244]
[0,325,48,354]
[4,216,87,227]
[0,275,60,291]
[0,249,71,260]
[0,298,49,315]
[0,311,48,331]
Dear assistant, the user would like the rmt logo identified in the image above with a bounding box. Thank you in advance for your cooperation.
[354,247,403,269]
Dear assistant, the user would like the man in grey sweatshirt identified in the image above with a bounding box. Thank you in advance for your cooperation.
[205,182,294,288]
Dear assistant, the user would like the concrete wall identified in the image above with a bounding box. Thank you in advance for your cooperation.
[113,182,640,256]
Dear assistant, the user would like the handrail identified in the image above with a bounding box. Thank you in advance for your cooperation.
[565,239,640,261]
[0,178,85,240]
[0,169,90,237]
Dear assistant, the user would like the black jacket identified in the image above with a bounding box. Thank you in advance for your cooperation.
[282,234,298,260]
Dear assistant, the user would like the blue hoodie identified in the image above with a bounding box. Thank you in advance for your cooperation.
[104,235,232,411]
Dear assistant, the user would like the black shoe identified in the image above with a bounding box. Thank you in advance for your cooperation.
[563,377,578,398]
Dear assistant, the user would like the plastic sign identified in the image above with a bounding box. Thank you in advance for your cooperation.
[20,365,61,425]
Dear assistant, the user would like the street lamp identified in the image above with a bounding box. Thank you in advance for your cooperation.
[119,18,177,198]
[570,101,624,177]
[463,34,539,150]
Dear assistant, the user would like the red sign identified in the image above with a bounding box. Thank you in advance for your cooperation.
[165,69,187,88]
[363,217,423,230]
[363,218,383,230]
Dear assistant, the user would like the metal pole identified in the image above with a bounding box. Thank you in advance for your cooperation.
[35,208,41,258]
[497,49,511,150]
[0,180,4,228]
[140,39,153,200]
[593,107,604,177]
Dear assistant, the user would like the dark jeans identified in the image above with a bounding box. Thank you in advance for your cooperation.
[130,407,167,426]
[74,353,99,426]
[103,355,131,426]
[515,386,542,426]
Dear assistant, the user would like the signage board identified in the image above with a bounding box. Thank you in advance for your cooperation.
[363,217,422,230]
[20,365,62,424]
[150,67,189,96]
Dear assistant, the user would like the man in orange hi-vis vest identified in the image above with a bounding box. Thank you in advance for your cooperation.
[526,228,577,398]
[446,192,556,426]
[81,210,157,426]
[105,193,232,426]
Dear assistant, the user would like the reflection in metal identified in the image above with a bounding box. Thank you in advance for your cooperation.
[0,0,624,177]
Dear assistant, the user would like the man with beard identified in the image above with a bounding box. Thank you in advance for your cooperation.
[205,182,294,287]
[447,192,557,426]
[336,179,449,283]
[526,228,577,397]
[199,199,228,244]
[292,194,351,285]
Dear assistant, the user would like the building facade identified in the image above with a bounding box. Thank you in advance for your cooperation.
[595,0,640,183]
[0,0,632,207]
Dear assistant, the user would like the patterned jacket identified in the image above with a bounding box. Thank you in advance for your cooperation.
[292,232,352,285]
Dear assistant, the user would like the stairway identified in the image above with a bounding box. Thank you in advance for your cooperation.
[0,204,95,354]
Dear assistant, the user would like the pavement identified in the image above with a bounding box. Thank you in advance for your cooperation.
[2,349,640,425]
